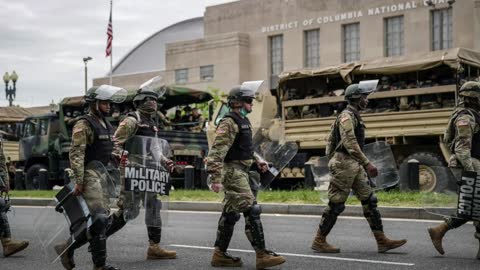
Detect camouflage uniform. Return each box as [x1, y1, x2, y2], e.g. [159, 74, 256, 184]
[428, 104, 480, 257]
[70, 115, 111, 212]
[0, 138, 29, 257]
[208, 105, 284, 268]
[207, 117, 256, 213]
[312, 84, 407, 254]
[59, 111, 119, 269]
[327, 105, 372, 203]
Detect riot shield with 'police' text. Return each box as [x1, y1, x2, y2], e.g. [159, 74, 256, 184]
[34, 162, 119, 265]
[122, 135, 171, 236]
[252, 131, 298, 189]
[311, 141, 399, 203]
[422, 168, 480, 221]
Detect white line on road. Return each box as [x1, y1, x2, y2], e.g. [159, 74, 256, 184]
[169, 244, 415, 266]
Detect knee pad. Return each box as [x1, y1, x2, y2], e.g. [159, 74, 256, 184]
[223, 211, 240, 225]
[329, 202, 345, 216]
[90, 213, 109, 235]
[0, 198, 6, 212]
[361, 193, 378, 209]
[249, 204, 262, 218]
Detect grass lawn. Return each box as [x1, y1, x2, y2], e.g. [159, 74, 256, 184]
[9, 189, 457, 207]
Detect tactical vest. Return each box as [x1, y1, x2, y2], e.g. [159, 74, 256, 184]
[128, 111, 157, 137]
[335, 107, 366, 153]
[223, 112, 253, 162]
[80, 115, 114, 165]
[445, 108, 480, 159]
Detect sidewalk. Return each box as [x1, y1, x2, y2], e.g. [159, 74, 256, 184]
[12, 198, 444, 220]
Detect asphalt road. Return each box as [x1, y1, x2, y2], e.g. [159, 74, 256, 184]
[2, 206, 479, 270]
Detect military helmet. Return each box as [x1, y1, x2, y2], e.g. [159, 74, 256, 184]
[459, 81, 480, 98]
[85, 85, 127, 103]
[227, 85, 255, 106]
[344, 80, 379, 100]
[133, 89, 159, 103]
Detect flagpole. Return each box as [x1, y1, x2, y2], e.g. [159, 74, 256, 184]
[109, 0, 113, 85]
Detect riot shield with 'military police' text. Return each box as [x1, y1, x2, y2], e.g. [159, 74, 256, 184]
[121, 135, 172, 236]
[252, 131, 298, 189]
[311, 141, 399, 203]
[422, 168, 480, 221]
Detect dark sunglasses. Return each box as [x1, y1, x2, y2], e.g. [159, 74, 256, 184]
[243, 97, 254, 104]
[144, 97, 157, 102]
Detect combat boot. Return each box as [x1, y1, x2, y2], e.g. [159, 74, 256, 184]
[373, 232, 407, 253]
[427, 222, 449, 255]
[256, 249, 285, 269]
[146, 240, 176, 260]
[211, 247, 243, 267]
[311, 229, 340, 253]
[54, 241, 75, 269]
[1, 237, 29, 257]
[93, 264, 120, 270]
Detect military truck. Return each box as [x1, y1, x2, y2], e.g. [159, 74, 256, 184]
[208, 47, 480, 192]
[17, 85, 212, 190]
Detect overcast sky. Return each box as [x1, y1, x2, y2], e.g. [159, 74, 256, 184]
[0, 0, 234, 107]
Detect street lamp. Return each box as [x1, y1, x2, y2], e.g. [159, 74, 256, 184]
[3, 71, 18, 107]
[83, 56, 93, 94]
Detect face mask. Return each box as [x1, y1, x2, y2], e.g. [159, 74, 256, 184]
[138, 100, 157, 114]
[240, 108, 250, 117]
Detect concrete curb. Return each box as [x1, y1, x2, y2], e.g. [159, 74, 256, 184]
[11, 198, 444, 220]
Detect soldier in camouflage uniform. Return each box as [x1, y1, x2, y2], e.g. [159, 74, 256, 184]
[108, 88, 177, 260]
[55, 85, 126, 270]
[311, 83, 407, 253]
[0, 138, 29, 257]
[428, 81, 480, 259]
[207, 84, 285, 269]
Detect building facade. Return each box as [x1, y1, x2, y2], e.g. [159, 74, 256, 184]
[94, 0, 480, 91]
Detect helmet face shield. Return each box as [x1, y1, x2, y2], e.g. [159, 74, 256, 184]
[86, 85, 127, 103]
[240, 80, 266, 97]
[139, 76, 166, 98]
[358, 79, 379, 95]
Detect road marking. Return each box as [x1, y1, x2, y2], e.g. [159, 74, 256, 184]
[169, 244, 415, 266]
[12, 206, 446, 223]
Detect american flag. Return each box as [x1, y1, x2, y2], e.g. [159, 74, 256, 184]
[105, 0, 113, 57]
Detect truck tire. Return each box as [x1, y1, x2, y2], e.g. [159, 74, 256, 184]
[399, 152, 448, 192]
[25, 164, 50, 190]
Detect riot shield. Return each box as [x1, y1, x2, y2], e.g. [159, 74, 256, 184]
[252, 131, 298, 189]
[422, 168, 480, 221]
[122, 135, 171, 232]
[310, 141, 400, 203]
[34, 163, 120, 264]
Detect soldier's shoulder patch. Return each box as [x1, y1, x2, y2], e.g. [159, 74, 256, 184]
[72, 126, 83, 134]
[456, 120, 470, 127]
[340, 116, 350, 123]
[216, 128, 226, 135]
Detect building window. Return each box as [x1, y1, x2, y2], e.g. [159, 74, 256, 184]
[343, 23, 360, 62]
[269, 35, 283, 88]
[200, 65, 214, 81]
[175, 68, 188, 84]
[432, 8, 452, 50]
[304, 29, 320, 68]
[385, 16, 404, 57]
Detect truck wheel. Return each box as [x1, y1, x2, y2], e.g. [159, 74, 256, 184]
[25, 164, 49, 190]
[399, 152, 447, 192]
